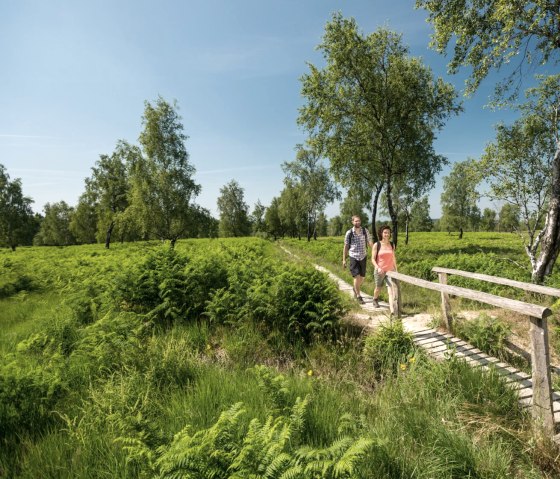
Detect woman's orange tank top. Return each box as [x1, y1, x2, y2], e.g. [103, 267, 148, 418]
[377, 244, 395, 271]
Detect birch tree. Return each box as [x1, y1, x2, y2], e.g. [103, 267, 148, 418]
[418, 0, 560, 281]
[282, 145, 339, 241]
[479, 76, 560, 281]
[129, 97, 201, 248]
[298, 14, 459, 245]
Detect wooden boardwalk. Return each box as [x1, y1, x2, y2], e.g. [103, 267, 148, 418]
[308, 260, 560, 439]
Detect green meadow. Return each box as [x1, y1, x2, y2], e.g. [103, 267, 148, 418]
[1, 235, 559, 478]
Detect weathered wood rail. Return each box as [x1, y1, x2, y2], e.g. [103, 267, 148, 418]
[386, 270, 556, 438]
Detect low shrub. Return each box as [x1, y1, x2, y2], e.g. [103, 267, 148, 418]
[362, 321, 416, 378]
[113, 247, 229, 323]
[69, 312, 150, 379]
[248, 265, 346, 344]
[454, 313, 511, 360]
[0, 357, 65, 439]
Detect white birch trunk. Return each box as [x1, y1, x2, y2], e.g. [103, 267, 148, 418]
[532, 142, 560, 283]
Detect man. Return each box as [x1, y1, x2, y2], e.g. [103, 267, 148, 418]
[342, 215, 374, 304]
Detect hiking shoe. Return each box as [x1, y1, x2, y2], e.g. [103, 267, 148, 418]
[357, 296, 365, 305]
[372, 299, 379, 308]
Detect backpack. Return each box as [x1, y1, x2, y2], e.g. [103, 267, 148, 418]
[375, 241, 395, 262]
[348, 228, 369, 247]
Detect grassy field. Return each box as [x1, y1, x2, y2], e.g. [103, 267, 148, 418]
[1, 236, 560, 478]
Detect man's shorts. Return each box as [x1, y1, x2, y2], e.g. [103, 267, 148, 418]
[349, 257, 367, 278]
[374, 268, 393, 288]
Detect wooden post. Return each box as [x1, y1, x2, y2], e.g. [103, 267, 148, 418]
[529, 316, 555, 436]
[391, 278, 401, 318]
[438, 272, 453, 331]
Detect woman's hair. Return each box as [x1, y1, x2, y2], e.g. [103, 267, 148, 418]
[378, 225, 391, 239]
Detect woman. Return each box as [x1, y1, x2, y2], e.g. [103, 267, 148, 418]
[371, 225, 397, 313]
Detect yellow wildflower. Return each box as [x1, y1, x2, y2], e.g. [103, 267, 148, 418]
[400, 364, 407, 371]
[307, 369, 313, 376]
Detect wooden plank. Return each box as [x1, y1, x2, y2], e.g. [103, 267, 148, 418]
[425, 344, 451, 354]
[432, 267, 560, 298]
[386, 271, 551, 319]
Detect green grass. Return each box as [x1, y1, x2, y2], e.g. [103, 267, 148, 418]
[1, 237, 559, 478]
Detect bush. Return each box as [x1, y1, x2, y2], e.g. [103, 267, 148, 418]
[0, 358, 65, 439]
[69, 312, 150, 379]
[0, 273, 34, 299]
[248, 265, 346, 344]
[113, 247, 229, 323]
[454, 313, 511, 360]
[363, 321, 416, 377]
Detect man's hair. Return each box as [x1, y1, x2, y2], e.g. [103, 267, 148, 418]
[378, 225, 391, 238]
[351, 215, 361, 221]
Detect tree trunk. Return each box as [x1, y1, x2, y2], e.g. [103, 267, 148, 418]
[370, 183, 383, 242]
[385, 180, 399, 246]
[10, 244, 16, 251]
[458, 227, 463, 239]
[532, 144, 560, 283]
[405, 219, 409, 245]
[105, 221, 115, 249]
[170, 237, 177, 249]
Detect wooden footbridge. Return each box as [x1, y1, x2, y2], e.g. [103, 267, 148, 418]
[303, 255, 560, 443]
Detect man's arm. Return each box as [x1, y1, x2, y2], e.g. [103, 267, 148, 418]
[342, 243, 349, 268]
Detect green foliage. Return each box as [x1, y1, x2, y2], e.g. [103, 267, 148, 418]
[0, 266, 34, 299]
[454, 314, 512, 360]
[409, 196, 433, 232]
[282, 145, 339, 241]
[217, 179, 252, 237]
[128, 96, 201, 244]
[298, 14, 459, 243]
[440, 159, 480, 235]
[34, 201, 76, 246]
[114, 247, 228, 323]
[362, 321, 416, 377]
[69, 312, 149, 378]
[417, 0, 560, 99]
[0, 355, 65, 439]
[0, 164, 36, 250]
[248, 265, 346, 344]
[1, 237, 557, 478]
[150, 376, 372, 479]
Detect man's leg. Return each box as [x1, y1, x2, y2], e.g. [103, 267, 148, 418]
[354, 275, 365, 296]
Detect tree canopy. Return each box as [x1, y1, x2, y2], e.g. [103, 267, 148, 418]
[417, 0, 560, 99]
[0, 165, 35, 250]
[217, 180, 252, 237]
[128, 97, 201, 247]
[282, 145, 339, 240]
[299, 14, 460, 244]
[440, 160, 480, 238]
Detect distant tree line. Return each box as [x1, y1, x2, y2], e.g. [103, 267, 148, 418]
[2, 5, 560, 284]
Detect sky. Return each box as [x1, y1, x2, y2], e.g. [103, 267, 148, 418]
[0, 0, 539, 220]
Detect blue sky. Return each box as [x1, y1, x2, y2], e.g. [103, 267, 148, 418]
[0, 0, 534, 219]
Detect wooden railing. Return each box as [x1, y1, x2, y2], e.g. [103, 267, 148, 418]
[386, 269, 556, 437]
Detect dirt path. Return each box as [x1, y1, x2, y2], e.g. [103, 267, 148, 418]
[280, 244, 560, 440]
